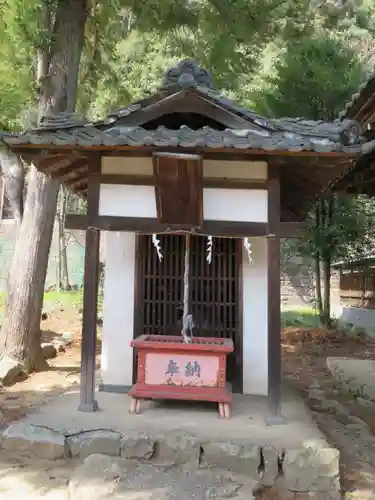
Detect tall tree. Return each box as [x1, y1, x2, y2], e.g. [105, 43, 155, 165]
[254, 33, 366, 120]
[253, 33, 367, 324]
[0, 0, 88, 372]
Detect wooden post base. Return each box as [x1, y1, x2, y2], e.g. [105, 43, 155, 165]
[218, 402, 231, 419]
[129, 397, 142, 414]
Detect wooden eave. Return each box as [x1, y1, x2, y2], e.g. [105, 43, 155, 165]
[341, 77, 375, 126]
[15, 143, 358, 221]
[332, 150, 375, 196]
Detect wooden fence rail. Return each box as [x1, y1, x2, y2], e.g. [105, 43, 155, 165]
[340, 271, 375, 309]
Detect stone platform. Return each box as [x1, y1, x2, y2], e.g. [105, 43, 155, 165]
[0, 385, 340, 497]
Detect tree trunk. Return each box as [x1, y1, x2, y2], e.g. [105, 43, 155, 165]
[322, 196, 334, 327]
[57, 189, 62, 292]
[0, 0, 87, 372]
[322, 256, 331, 327]
[57, 186, 71, 290]
[315, 253, 323, 318]
[314, 204, 323, 319]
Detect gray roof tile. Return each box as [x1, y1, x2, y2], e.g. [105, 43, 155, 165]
[0, 125, 362, 153]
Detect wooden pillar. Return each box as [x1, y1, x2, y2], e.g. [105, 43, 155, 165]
[265, 165, 285, 424]
[78, 154, 101, 412]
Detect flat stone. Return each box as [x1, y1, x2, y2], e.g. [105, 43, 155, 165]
[1, 423, 66, 459]
[59, 332, 73, 346]
[308, 389, 325, 401]
[348, 415, 368, 427]
[202, 440, 259, 478]
[41, 343, 57, 359]
[294, 493, 341, 499]
[284, 446, 340, 492]
[0, 355, 24, 385]
[327, 357, 375, 401]
[356, 397, 375, 413]
[67, 429, 122, 458]
[68, 453, 255, 500]
[310, 399, 350, 416]
[54, 342, 66, 353]
[309, 379, 321, 390]
[120, 432, 155, 460]
[153, 431, 200, 466]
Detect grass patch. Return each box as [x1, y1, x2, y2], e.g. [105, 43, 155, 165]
[281, 307, 321, 328]
[0, 289, 104, 316]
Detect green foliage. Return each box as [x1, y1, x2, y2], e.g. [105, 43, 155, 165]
[298, 196, 373, 263]
[0, 1, 37, 129]
[84, 0, 317, 115]
[254, 33, 366, 120]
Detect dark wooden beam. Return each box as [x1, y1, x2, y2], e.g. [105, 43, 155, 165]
[66, 214, 302, 238]
[37, 153, 71, 170]
[69, 176, 88, 190]
[100, 174, 154, 185]
[66, 214, 270, 238]
[266, 164, 284, 425]
[79, 152, 101, 413]
[56, 165, 87, 183]
[153, 152, 203, 228]
[99, 173, 268, 190]
[11, 143, 358, 159]
[102, 150, 270, 162]
[235, 239, 244, 394]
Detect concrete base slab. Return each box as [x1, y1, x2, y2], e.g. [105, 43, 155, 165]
[327, 357, 375, 401]
[0, 385, 340, 495]
[18, 386, 325, 448]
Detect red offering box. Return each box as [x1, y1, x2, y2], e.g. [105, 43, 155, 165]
[129, 335, 234, 418]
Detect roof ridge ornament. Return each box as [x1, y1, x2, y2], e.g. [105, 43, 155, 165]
[161, 59, 214, 90]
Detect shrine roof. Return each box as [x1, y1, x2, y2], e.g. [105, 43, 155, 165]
[0, 60, 364, 154]
[0, 121, 362, 154]
[0, 59, 369, 220]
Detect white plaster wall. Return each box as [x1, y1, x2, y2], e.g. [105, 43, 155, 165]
[99, 184, 157, 217]
[242, 238, 268, 395]
[101, 156, 267, 180]
[102, 156, 153, 175]
[203, 160, 267, 179]
[101, 231, 135, 387]
[204, 188, 267, 222]
[100, 184, 267, 223]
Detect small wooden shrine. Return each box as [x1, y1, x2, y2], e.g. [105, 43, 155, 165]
[0, 59, 365, 423]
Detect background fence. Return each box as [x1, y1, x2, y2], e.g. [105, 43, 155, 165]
[340, 269, 375, 309]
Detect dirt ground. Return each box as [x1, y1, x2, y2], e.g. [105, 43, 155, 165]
[282, 326, 375, 429]
[282, 326, 375, 495]
[0, 305, 99, 427]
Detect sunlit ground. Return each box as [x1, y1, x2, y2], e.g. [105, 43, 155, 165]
[281, 305, 320, 328]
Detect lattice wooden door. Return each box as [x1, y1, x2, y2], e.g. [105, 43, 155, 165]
[134, 235, 242, 391]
